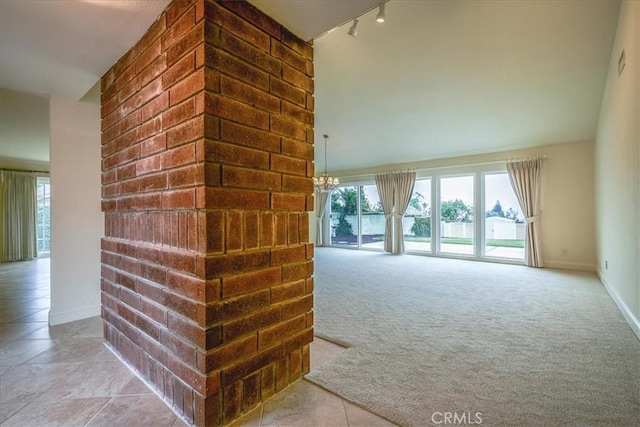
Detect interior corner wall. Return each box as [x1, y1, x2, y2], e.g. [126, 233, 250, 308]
[539, 141, 596, 271]
[49, 95, 103, 325]
[595, 0, 640, 338]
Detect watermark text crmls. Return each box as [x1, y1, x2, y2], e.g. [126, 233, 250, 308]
[431, 411, 483, 425]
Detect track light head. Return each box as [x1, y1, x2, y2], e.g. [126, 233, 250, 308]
[376, 3, 386, 23]
[348, 18, 359, 37]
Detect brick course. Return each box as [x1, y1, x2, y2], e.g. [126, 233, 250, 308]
[101, 1, 313, 425]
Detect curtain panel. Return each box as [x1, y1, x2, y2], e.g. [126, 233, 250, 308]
[375, 171, 417, 254]
[374, 173, 395, 253]
[506, 159, 544, 267]
[393, 171, 416, 254]
[315, 190, 330, 246]
[1, 170, 38, 262]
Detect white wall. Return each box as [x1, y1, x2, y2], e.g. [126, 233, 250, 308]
[0, 88, 50, 164]
[49, 96, 103, 325]
[594, 0, 640, 338]
[540, 141, 596, 271]
[319, 140, 597, 271]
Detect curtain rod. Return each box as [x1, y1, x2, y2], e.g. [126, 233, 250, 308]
[338, 155, 549, 181]
[506, 155, 547, 163]
[0, 167, 50, 174]
[374, 169, 416, 176]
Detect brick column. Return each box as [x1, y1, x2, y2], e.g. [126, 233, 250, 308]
[100, 1, 314, 425]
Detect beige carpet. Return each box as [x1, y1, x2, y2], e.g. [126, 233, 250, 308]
[306, 248, 640, 427]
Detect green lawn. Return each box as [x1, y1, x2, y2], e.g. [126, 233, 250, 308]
[368, 235, 524, 248]
[400, 236, 524, 248]
[486, 239, 525, 248]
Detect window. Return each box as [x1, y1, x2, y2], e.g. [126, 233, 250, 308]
[439, 175, 474, 256]
[360, 184, 385, 249]
[36, 177, 50, 255]
[483, 173, 524, 260]
[404, 178, 431, 252]
[329, 184, 385, 249]
[330, 185, 360, 246]
[330, 166, 525, 265]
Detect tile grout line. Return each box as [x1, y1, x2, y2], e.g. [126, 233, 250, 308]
[0, 358, 84, 425]
[258, 401, 264, 427]
[102, 341, 190, 426]
[341, 398, 351, 427]
[83, 397, 115, 427]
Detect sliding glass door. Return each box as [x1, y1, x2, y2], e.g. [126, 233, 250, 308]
[403, 178, 431, 252]
[330, 185, 359, 246]
[36, 177, 51, 255]
[329, 169, 525, 264]
[360, 184, 385, 249]
[439, 175, 474, 256]
[483, 173, 524, 260]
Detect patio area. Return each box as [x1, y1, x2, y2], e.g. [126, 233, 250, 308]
[350, 240, 525, 260]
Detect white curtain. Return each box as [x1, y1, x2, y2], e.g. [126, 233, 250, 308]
[507, 159, 544, 267]
[374, 173, 395, 253]
[393, 171, 416, 254]
[315, 190, 331, 246]
[375, 171, 416, 254]
[1, 170, 38, 261]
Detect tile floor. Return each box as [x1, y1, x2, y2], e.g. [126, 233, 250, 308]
[0, 258, 395, 427]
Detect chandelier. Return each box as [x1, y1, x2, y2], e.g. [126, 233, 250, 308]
[313, 134, 339, 193]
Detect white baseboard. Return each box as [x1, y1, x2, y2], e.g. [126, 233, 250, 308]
[598, 271, 640, 341]
[543, 260, 596, 272]
[48, 304, 101, 326]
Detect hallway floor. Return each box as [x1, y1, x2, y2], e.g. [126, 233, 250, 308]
[0, 258, 394, 427]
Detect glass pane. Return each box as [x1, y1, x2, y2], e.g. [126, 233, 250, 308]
[404, 178, 431, 252]
[439, 175, 474, 255]
[484, 173, 525, 259]
[36, 179, 51, 254]
[330, 185, 359, 246]
[360, 184, 385, 249]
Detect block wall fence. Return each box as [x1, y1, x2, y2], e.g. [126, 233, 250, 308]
[99, 1, 314, 425]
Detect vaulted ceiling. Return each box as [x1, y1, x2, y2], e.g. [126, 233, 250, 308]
[314, 1, 620, 172]
[0, 0, 620, 173]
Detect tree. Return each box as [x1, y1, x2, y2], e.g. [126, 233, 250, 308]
[411, 217, 431, 237]
[441, 199, 473, 223]
[409, 192, 430, 216]
[360, 189, 373, 213]
[334, 214, 354, 236]
[505, 207, 520, 221]
[331, 189, 349, 213]
[331, 188, 374, 214]
[485, 200, 520, 220]
[486, 200, 504, 218]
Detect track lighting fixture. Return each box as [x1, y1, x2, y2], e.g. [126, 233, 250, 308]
[376, 3, 386, 23]
[348, 18, 359, 37]
[336, 1, 387, 38]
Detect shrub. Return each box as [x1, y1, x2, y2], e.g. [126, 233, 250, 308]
[411, 217, 431, 237]
[335, 213, 354, 236]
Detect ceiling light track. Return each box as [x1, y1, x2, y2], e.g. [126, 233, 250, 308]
[316, 1, 389, 40]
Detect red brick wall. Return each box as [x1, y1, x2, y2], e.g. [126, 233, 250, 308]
[100, 1, 314, 425]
